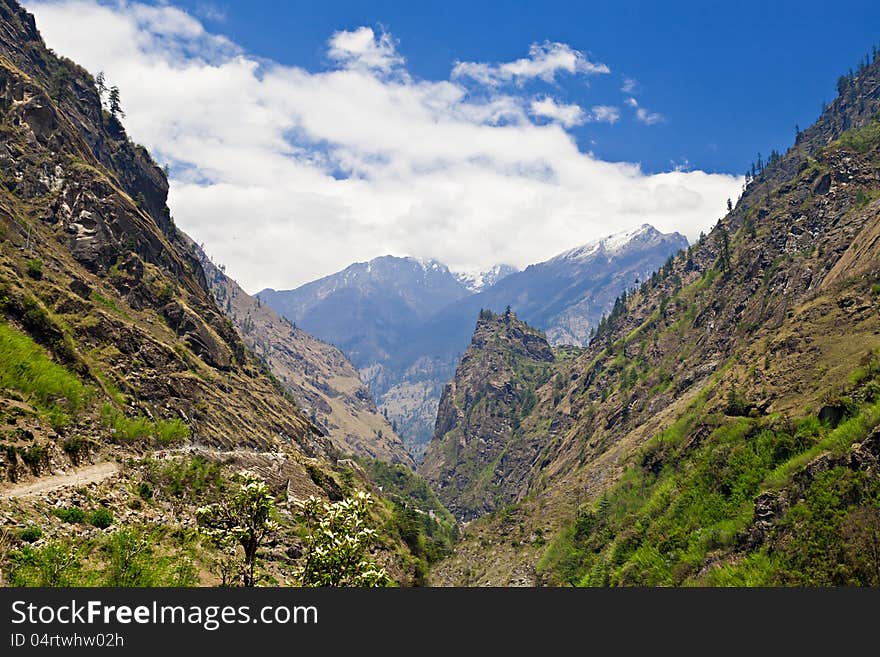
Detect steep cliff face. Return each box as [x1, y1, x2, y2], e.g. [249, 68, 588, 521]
[0, 0, 329, 465]
[431, 56, 880, 585]
[195, 247, 413, 467]
[419, 310, 556, 520]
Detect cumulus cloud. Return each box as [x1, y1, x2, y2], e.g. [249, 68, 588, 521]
[26, 1, 739, 292]
[621, 77, 637, 94]
[327, 26, 404, 73]
[452, 41, 609, 87]
[530, 97, 586, 127]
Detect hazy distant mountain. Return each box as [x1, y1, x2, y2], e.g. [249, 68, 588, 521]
[470, 224, 690, 346]
[260, 226, 688, 458]
[258, 256, 470, 370]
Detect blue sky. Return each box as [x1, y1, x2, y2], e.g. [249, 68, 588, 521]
[26, 1, 880, 291]
[173, 0, 880, 175]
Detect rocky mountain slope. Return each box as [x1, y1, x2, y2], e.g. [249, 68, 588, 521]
[419, 310, 557, 520]
[0, 0, 325, 455]
[430, 53, 880, 586]
[195, 248, 413, 466]
[262, 228, 686, 459]
[0, 0, 438, 587]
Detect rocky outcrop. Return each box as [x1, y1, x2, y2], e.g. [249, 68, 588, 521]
[419, 310, 555, 520]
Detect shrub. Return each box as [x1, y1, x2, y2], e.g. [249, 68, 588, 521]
[18, 525, 42, 543]
[101, 405, 189, 445]
[53, 506, 86, 524]
[89, 507, 114, 529]
[292, 491, 389, 587]
[137, 481, 154, 501]
[197, 474, 278, 587]
[62, 435, 89, 465]
[6, 541, 81, 586]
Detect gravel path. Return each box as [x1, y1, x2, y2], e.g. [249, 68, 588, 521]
[0, 462, 119, 499]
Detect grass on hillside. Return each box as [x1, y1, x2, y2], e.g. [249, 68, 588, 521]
[537, 352, 880, 587]
[0, 320, 90, 429]
[100, 404, 189, 445]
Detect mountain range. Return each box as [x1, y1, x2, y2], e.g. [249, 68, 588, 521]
[3, 0, 879, 590]
[259, 225, 688, 457]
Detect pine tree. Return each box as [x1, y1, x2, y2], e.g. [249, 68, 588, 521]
[108, 85, 125, 119]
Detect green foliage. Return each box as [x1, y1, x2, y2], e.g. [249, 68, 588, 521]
[18, 525, 42, 543]
[3, 529, 198, 587]
[6, 541, 82, 586]
[100, 528, 196, 587]
[158, 283, 174, 304]
[100, 404, 189, 445]
[53, 506, 87, 524]
[724, 388, 752, 417]
[89, 507, 114, 529]
[0, 321, 89, 428]
[90, 291, 121, 313]
[838, 115, 880, 153]
[62, 435, 89, 465]
[142, 455, 224, 502]
[197, 473, 278, 587]
[357, 458, 458, 580]
[538, 361, 880, 587]
[25, 259, 43, 280]
[294, 491, 389, 587]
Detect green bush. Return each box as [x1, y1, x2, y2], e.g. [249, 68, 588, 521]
[142, 455, 223, 501]
[53, 506, 86, 524]
[137, 481, 154, 501]
[6, 541, 81, 586]
[838, 116, 880, 153]
[88, 507, 114, 529]
[62, 435, 89, 465]
[18, 525, 43, 543]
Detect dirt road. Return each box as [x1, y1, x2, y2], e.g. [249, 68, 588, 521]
[0, 462, 119, 499]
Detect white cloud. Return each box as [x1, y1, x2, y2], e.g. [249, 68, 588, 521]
[327, 26, 403, 73]
[625, 97, 663, 125]
[530, 97, 586, 127]
[452, 41, 609, 87]
[195, 2, 226, 22]
[26, 1, 740, 292]
[636, 107, 664, 125]
[621, 77, 637, 94]
[590, 105, 620, 124]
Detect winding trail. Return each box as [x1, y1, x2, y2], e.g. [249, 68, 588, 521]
[0, 462, 119, 499]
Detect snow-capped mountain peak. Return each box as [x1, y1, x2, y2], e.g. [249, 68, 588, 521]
[453, 264, 519, 293]
[554, 224, 675, 262]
